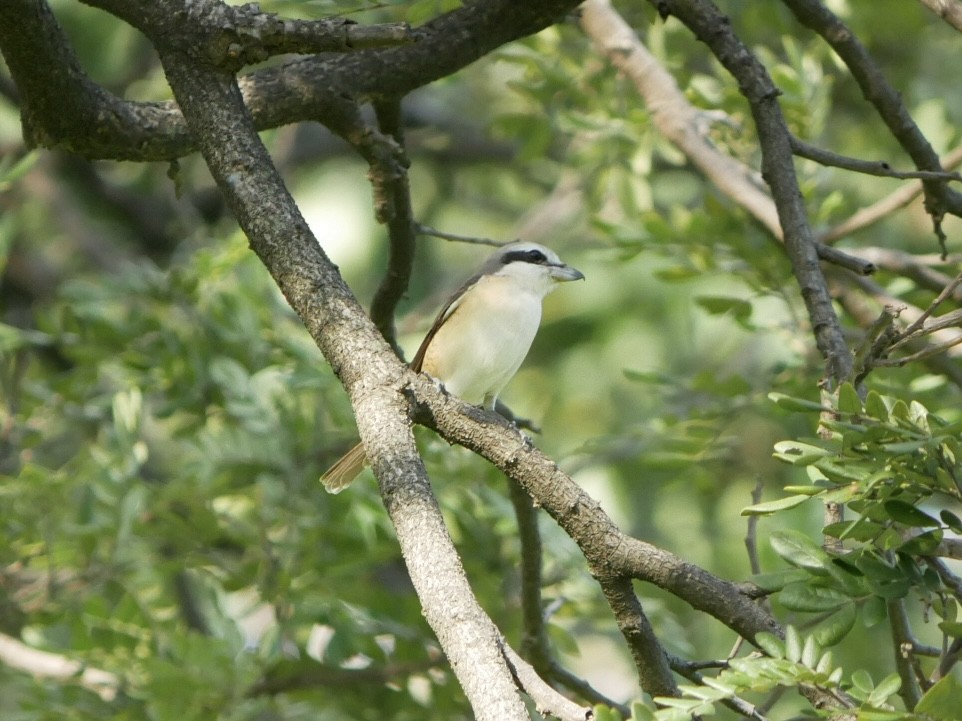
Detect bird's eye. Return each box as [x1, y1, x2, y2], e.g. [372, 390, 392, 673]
[526, 249, 547, 264]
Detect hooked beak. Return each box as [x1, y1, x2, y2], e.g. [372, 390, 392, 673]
[549, 263, 585, 282]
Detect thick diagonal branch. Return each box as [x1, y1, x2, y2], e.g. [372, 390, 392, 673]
[782, 0, 962, 244]
[0, 0, 582, 160]
[579, 0, 875, 279]
[653, 0, 852, 383]
[138, 6, 534, 719]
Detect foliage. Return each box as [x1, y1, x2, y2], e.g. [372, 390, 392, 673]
[3, 0, 962, 719]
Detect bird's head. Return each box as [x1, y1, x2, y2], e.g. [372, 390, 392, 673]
[487, 241, 584, 295]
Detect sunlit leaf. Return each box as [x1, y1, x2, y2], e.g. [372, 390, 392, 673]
[770, 530, 831, 574]
[915, 675, 962, 721]
[741, 494, 810, 516]
[812, 603, 857, 646]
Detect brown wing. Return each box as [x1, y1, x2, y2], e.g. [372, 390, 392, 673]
[409, 272, 483, 372]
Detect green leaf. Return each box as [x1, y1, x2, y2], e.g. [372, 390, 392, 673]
[629, 700, 655, 721]
[783, 484, 831, 496]
[915, 675, 962, 720]
[855, 552, 905, 582]
[867, 673, 902, 707]
[812, 603, 857, 646]
[741, 494, 810, 516]
[897, 528, 943, 555]
[823, 518, 884, 541]
[801, 634, 819, 668]
[861, 596, 888, 628]
[938, 621, 962, 638]
[785, 625, 802, 662]
[857, 711, 911, 721]
[593, 703, 622, 721]
[779, 583, 850, 612]
[754, 632, 785, 659]
[940, 510, 962, 533]
[769, 393, 827, 412]
[864, 390, 889, 420]
[883, 500, 939, 527]
[773, 440, 833, 465]
[695, 295, 752, 320]
[837, 382, 862, 415]
[770, 530, 831, 574]
[851, 669, 874, 693]
[750, 568, 810, 592]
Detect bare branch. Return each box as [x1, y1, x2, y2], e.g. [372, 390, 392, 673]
[0, 632, 119, 701]
[506, 479, 636, 714]
[502, 642, 594, 721]
[886, 599, 924, 707]
[1, 0, 582, 160]
[597, 575, 679, 698]
[820, 145, 962, 244]
[782, 0, 962, 250]
[580, 0, 779, 238]
[654, 0, 852, 385]
[507, 478, 549, 665]
[369, 99, 417, 353]
[814, 244, 876, 275]
[413, 389, 782, 642]
[935, 538, 962, 560]
[791, 135, 962, 182]
[416, 224, 508, 248]
[580, 0, 874, 279]
[135, 2, 545, 716]
[82, 0, 413, 64]
[917, 0, 962, 32]
[745, 480, 764, 575]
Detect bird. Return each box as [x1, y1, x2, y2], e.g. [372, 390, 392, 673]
[321, 241, 585, 493]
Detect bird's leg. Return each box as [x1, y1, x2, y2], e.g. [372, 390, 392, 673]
[492, 399, 541, 434]
[486, 395, 533, 448]
[424, 372, 450, 398]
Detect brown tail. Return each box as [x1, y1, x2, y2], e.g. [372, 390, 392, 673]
[320, 442, 367, 494]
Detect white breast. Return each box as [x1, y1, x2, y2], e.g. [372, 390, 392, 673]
[421, 275, 544, 408]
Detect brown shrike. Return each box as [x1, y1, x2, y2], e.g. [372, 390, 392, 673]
[321, 241, 584, 493]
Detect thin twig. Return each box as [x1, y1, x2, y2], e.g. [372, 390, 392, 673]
[791, 136, 962, 182]
[897, 269, 962, 340]
[507, 477, 626, 713]
[783, 0, 962, 253]
[507, 477, 549, 665]
[886, 599, 924, 708]
[874, 334, 962, 367]
[369, 98, 417, 353]
[415, 223, 508, 247]
[670, 655, 773, 721]
[834, 272, 962, 388]
[852, 304, 903, 383]
[745, 480, 763, 576]
[819, 143, 962, 243]
[501, 642, 593, 721]
[597, 575, 679, 698]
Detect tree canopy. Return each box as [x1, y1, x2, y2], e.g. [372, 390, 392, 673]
[2, 1, 962, 719]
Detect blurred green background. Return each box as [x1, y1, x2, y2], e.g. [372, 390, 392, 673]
[2, 0, 962, 718]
